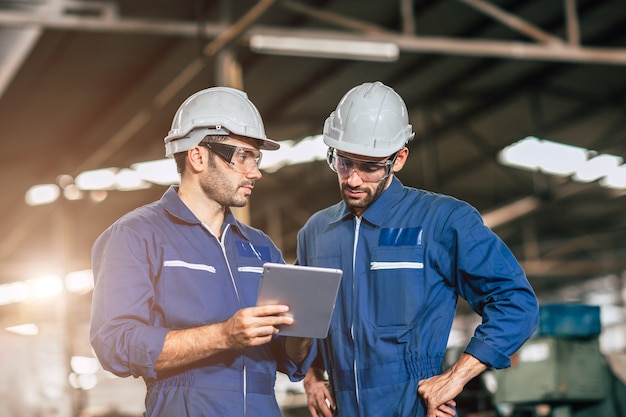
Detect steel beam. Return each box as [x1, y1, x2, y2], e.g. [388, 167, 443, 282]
[1, 3, 626, 66]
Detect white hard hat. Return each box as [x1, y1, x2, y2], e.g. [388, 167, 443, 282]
[323, 81, 414, 158]
[164, 87, 279, 158]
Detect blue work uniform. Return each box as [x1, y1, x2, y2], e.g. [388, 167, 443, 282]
[297, 177, 538, 417]
[90, 186, 315, 417]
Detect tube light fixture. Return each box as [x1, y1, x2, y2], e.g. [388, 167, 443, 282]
[25, 184, 60, 206]
[6, 323, 39, 336]
[250, 34, 399, 62]
[498, 136, 626, 190]
[574, 154, 623, 183]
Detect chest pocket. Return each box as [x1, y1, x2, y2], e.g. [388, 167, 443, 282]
[370, 246, 425, 327]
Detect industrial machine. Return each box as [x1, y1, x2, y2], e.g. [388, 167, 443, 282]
[488, 304, 626, 417]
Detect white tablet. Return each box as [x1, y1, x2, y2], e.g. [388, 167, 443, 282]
[256, 262, 343, 338]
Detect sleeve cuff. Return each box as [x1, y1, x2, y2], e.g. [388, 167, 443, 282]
[465, 336, 511, 369]
[277, 338, 318, 382]
[128, 326, 170, 379]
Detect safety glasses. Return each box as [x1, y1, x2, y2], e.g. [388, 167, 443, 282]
[200, 141, 263, 174]
[327, 148, 397, 182]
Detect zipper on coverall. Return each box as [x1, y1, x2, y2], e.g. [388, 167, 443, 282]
[210, 224, 248, 417]
[352, 217, 362, 412]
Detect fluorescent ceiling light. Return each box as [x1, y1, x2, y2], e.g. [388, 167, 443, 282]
[25, 184, 60, 206]
[65, 269, 94, 294]
[131, 159, 179, 186]
[6, 323, 39, 336]
[250, 34, 399, 62]
[498, 136, 626, 190]
[0, 275, 62, 305]
[537, 140, 587, 176]
[115, 168, 151, 191]
[260, 134, 327, 172]
[498, 136, 587, 177]
[27, 275, 64, 299]
[573, 154, 622, 183]
[69, 373, 98, 390]
[70, 356, 100, 375]
[600, 164, 626, 189]
[0, 281, 29, 305]
[75, 168, 118, 190]
[497, 136, 542, 171]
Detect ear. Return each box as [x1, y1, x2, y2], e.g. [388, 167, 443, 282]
[392, 147, 409, 173]
[186, 146, 206, 173]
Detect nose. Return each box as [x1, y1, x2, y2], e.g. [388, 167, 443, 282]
[247, 165, 262, 180]
[346, 169, 363, 186]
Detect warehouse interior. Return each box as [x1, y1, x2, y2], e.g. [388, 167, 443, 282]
[0, 0, 625, 416]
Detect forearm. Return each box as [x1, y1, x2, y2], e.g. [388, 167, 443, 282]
[155, 322, 230, 372]
[447, 352, 488, 383]
[304, 365, 326, 384]
[154, 304, 293, 372]
[285, 336, 314, 365]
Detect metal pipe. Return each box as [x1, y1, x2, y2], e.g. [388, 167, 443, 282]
[279, 0, 387, 34]
[203, 0, 277, 56]
[400, 0, 415, 35]
[457, 0, 564, 45]
[565, 0, 580, 46]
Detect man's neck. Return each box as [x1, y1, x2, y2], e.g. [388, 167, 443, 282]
[177, 185, 226, 237]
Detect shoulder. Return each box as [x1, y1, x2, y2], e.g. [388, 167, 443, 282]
[113, 200, 165, 229]
[96, 200, 166, 245]
[401, 185, 475, 215]
[303, 201, 345, 228]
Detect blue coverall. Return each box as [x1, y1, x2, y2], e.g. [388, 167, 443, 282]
[90, 186, 315, 417]
[297, 177, 538, 416]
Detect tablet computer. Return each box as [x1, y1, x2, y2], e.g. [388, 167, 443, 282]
[256, 263, 342, 338]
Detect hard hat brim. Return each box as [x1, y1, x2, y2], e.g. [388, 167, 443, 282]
[258, 137, 280, 151]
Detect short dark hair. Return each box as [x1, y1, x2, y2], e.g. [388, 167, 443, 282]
[173, 135, 228, 175]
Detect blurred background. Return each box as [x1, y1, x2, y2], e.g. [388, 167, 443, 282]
[0, 0, 625, 416]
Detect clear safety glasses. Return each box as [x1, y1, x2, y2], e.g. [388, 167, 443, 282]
[201, 141, 263, 174]
[327, 148, 397, 182]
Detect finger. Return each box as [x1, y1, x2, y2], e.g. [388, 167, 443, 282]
[307, 400, 321, 417]
[309, 392, 331, 416]
[250, 304, 290, 316]
[253, 323, 281, 336]
[318, 401, 333, 417]
[253, 315, 294, 328]
[324, 388, 336, 410]
[272, 314, 295, 326]
[438, 404, 456, 416]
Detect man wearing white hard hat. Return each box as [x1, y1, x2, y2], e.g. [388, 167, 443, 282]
[90, 87, 315, 417]
[297, 81, 538, 417]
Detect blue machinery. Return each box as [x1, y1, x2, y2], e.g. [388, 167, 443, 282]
[486, 304, 626, 417]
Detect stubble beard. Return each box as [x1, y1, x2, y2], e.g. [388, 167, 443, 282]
[202, 167, 254, 208]
[341, 179, 386, 211]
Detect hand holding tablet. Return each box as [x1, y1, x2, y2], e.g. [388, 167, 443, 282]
[256, 263, 343, 338]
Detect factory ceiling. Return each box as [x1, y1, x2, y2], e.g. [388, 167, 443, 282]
[0, 0, 625, 301]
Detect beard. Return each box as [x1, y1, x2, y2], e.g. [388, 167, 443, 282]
[340, 179, 386, 212]
[201, 162, 254, 208]
[206, 179, 253, 208]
